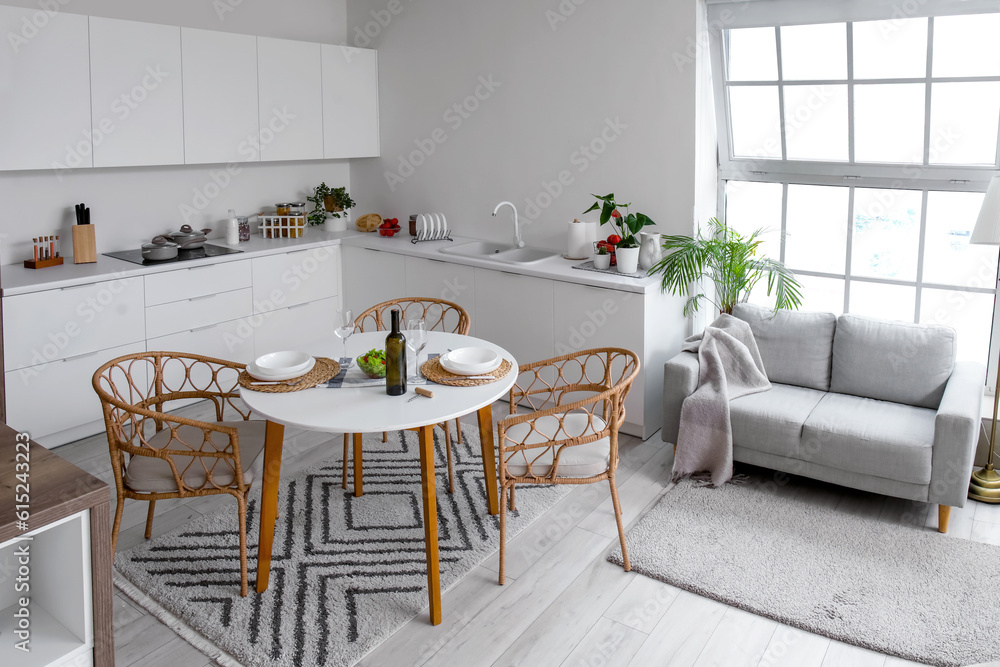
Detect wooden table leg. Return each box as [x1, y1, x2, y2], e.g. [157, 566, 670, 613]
[477, 405, 500, 516]
[417, 424, 442, 625]
[256, 420, 285, 593]
[353, 432, 364, 497]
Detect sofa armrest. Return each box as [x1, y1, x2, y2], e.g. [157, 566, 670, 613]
[662, 351, 700, 444]
[930, 361, 986, 507]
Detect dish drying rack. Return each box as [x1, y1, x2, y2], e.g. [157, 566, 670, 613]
[411, 228, 454, 244]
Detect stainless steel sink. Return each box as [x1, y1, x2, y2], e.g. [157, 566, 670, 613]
[439, 241, 558, 265]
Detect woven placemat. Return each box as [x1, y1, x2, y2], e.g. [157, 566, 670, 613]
[238, 357, 340, 392]
[421, 357, 513, 386]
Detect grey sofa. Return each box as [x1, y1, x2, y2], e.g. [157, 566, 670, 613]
[662, 303, 985, 533]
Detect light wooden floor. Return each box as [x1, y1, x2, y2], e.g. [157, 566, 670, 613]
[58, 400, 1000, 667]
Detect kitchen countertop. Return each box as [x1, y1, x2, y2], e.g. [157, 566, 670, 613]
[1, 229, 664, 297]
[0, 230, 357, 296]
[340, 234, 663, 295]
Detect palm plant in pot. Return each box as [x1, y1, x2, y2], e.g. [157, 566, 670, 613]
[583, 193, 655, 274]
[650, 217, 803, 315]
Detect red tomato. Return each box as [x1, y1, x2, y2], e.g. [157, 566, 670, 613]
[606, 234, 622, 245]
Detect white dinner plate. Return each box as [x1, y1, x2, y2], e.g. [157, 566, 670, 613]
[440, 347, 502, 375]
[248, 355, 315, 381]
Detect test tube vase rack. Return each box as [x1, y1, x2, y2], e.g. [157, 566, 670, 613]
[24, 256, 64, 269]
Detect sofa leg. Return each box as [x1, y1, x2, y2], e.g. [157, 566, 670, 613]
[938, 505, 951, 534]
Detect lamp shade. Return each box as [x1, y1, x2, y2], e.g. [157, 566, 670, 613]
[971, 175, 1000, 245]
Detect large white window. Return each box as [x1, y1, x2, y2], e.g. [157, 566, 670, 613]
[708, 0, 1000, 371]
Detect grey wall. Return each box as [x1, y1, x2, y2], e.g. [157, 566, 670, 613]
[346, 0, 700, 251]
[0, 0, 349, 265]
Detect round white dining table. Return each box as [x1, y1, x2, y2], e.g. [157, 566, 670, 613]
[240, 331, 518, 626]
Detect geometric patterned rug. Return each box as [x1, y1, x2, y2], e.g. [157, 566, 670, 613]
[114, 424, 571, 667]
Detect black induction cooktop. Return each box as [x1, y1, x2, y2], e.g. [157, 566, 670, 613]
[104, 244, 244, 266]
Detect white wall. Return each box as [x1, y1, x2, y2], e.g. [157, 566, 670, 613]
[0, 0, 349, 265]
[346, 0, 700, 252]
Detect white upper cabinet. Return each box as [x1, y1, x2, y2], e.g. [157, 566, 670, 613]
[257, 37, 324, 162]
[322, 45, 379, 159]
[89, 17, 184, 167]
[0, 7, 92, 171]
[181, 28, 259, 165]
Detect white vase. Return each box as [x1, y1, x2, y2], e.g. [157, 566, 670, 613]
[638, 232, 662, 270]
[616, 246, 640, 274]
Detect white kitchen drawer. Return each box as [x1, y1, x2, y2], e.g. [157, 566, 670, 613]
[4, 341, 147, 441]
[252, 246, 340, 313]
[145, 288, 253, 339]
[255, 297, 338, 356]
[2, 278, 145, 372]
[144, 259, 252, 307]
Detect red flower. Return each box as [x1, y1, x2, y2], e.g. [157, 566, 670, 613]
[611, 209, 621, 219]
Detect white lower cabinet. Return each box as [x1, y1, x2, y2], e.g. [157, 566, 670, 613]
[147, 319, 256, 401]
[146, 288, 253, 339]
[342, 247, 406, 315]
[473, 268, 554, 368]
[553, 282, 646, 428]
[254, 297, 339, 356]
[253, 246, 341, 312]
[4, 341, 147, 445]
[404, 257, 477, 335]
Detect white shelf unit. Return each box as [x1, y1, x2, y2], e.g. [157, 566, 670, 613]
[0, 511, 94, 667]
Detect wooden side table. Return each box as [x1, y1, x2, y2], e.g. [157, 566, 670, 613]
[0, 423, 113, 666]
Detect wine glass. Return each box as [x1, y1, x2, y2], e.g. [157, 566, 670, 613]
[334, 309, 354, 364]
[406, 318, 428, 381]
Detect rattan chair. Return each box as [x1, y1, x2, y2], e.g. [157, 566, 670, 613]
[496, 347, 640, 585]
[343, 297, 471, 496]
[93, 352, 266, 597]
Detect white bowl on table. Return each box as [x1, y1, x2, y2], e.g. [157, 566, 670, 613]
[440, 347, 502, 376]
[248, 351, 315, 381]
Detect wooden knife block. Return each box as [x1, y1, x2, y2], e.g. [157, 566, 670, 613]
[72, 225, 96, 264]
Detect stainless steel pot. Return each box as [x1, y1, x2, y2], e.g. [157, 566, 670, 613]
[166, 225, 212, 249]
[141, 236, 179, 261]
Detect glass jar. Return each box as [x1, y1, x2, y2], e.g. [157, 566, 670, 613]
[237, 216, 251, 242]
[290, 202, 306, 217]
[276, 203, 291, 216]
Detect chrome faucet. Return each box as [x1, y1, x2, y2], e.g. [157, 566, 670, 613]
[492, 201, 524, 248]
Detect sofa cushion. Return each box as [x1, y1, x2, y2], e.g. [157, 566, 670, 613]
[801, 393, 935, 485]
[830, 314, 955, 409]
[731, 303, 837, 391]
[730, 383, 826, 458]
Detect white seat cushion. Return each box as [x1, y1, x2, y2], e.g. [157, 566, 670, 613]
[124, 420, 268, 493]
[503, 413, 610, 478]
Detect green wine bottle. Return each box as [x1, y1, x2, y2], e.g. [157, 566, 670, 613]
[385, 308, 407, 396]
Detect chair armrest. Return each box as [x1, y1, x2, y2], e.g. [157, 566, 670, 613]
[930, 361, 986, 507]
[661, 351, 700, 445]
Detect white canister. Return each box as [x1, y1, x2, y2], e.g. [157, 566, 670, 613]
[226, 213, 240, 245]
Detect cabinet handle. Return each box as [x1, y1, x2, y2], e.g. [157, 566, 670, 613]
[190, 323, 219, 333]
[288, 302, 311, 310]
[287, 248, 314, 255]
[60, 283, 93, 291]
[187, 264, 217, 271]
[189, 294, 217, 302]
[62, 350, 100, 363]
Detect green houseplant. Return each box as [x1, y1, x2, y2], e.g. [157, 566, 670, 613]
[583, 193, 655, 248]
[307, 183, 357, 227]
[650, 217, 803, 316]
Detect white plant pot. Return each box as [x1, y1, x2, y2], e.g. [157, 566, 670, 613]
[324, 214, 348, 233]
[593, 253, 611, 270]
[616, 246, 640, 274]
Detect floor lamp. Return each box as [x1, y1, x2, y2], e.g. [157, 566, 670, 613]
[970, 174, 1000, 502]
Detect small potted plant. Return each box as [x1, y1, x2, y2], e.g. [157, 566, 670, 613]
[583, 193, 655, 274]
[593, 242, 612, 270]
[308, 183, 357, 232]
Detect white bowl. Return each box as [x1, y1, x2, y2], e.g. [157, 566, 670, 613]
[440, 347, 501, 376]
[252, 351, 313, 377]
[248, 357, 315, 381]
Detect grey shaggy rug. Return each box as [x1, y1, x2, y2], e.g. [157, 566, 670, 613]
[115, 426, 570, 667]
[609, 479, 1000, 667]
